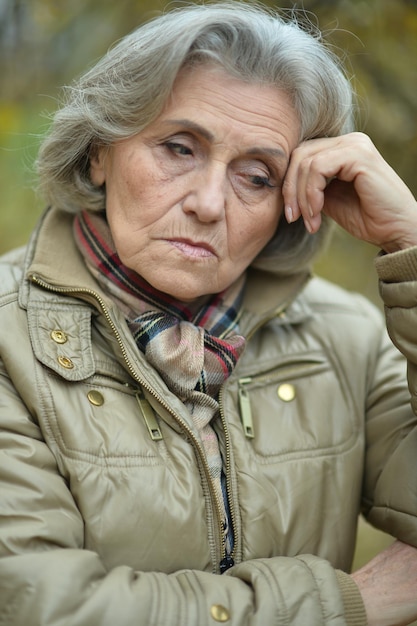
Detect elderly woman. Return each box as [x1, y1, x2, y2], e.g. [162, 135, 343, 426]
[1, 3, 417, 625]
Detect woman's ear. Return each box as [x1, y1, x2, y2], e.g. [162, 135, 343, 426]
[89, 146, 107, 186]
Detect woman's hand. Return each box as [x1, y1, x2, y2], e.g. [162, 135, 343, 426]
[283, 132, 417, 253]
[351, 540, 417, 626]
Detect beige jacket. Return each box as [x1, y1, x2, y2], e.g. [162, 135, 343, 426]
[1, 208, 417, 625]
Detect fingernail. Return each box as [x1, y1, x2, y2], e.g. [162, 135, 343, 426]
[304, 219, 313, 233]
[285, 205, 293, 223]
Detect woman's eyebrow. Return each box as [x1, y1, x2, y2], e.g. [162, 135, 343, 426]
[161, 119, 214, 141]
[246, 147, 288, 163]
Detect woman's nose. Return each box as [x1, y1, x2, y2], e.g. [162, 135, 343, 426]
[182, 166, 226, 222]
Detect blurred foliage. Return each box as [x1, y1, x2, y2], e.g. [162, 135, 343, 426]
[0, 0, 416, 577]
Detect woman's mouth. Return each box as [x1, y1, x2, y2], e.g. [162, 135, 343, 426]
[168, 239, 216, 258]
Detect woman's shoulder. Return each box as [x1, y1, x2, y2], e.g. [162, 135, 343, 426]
[304, 274, 383, 321]
[297, 274, 387, 352]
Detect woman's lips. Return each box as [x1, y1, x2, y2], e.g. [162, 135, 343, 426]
[168, 239, 216, 258]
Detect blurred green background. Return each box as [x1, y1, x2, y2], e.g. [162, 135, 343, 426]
[1, 0, 417, 576]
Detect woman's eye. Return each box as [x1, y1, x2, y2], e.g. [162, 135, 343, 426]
[249, 174, 275, 189]
[165, 141, 193, 156]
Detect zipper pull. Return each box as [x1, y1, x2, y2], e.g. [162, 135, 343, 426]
[219, 555, 235, 574]
[238, 378, 254, 439]
[135, 390, 163, 441]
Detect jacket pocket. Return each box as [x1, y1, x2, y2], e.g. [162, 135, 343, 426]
[40, 372, 169, 466]
[236, 352, 357, 460]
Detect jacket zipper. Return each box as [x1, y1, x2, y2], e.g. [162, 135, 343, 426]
[238, 378, 255, 439]
[216, 299, 306, 569]
[30, 274, 229, 573]
[218, 387, 238, 571]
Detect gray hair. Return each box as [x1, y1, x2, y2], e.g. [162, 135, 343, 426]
[36, 2, 356, 275]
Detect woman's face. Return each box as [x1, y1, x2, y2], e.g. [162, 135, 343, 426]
[90, 65, 300, 301]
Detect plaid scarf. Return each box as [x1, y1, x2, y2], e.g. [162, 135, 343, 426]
[74, 210, 246, 549]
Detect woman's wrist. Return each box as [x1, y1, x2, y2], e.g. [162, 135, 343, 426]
[351, 541, 417, 626]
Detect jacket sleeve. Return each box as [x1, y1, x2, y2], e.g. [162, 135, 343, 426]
[0, 357, 365, 626]
[375, 246, 417, 411]
[363, 246, 417, 544]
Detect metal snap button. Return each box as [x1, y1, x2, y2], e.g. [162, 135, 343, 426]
[57, 356, 74, 369]
[50, 330, 68, 344]
[277, 383, 296, 402]
[210, 604, 230, 622]
[87, 390, 104, 406]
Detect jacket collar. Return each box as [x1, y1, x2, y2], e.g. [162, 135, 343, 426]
[241, 267, 312, 337]
[21, 208, 103, 305]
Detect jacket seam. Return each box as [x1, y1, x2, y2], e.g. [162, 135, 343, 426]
[0, 292, 19, 307]
[296, 558, 331, 624]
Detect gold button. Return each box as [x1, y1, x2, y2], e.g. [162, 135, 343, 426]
[210, 604, 230, 622]
[87, 390, 104, 406]
[57, 356, 74, 369]
[277, 383, 296, 402]
[50, 330, 68, 344]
